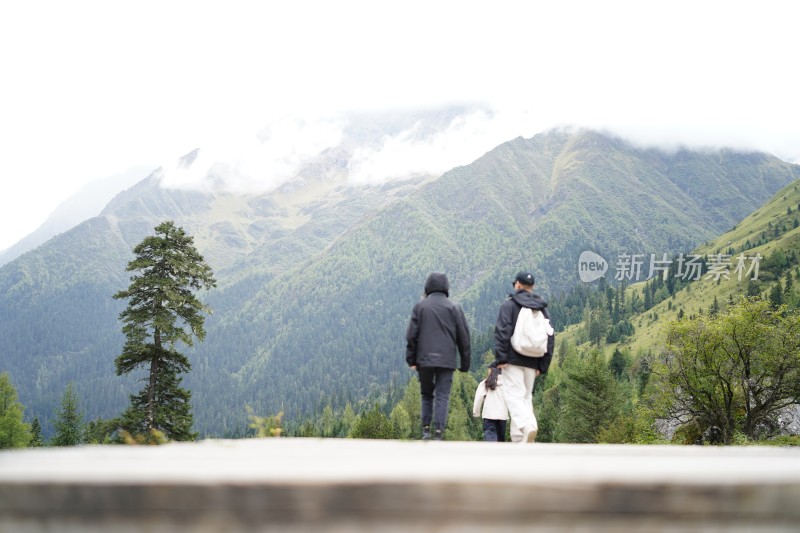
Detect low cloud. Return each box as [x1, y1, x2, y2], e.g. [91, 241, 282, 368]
[157, 106, 539, 193]
[346, 107, 537, 185]
[157, 103, 800, 198]
[159, 116, 345, 193]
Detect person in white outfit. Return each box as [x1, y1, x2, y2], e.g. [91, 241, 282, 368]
[493, 271, 555, 443]
[472, 362, 509, 441]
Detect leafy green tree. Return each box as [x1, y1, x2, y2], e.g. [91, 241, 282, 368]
[555, 350, 623, 443]
[52, 383, 84, 446]
[114, 220, 216, 442]
[652, 298, 800, 444]
[0, 372, 31, 448]
[597, 399, 660, 444]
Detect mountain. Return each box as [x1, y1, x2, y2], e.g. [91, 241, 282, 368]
[0, 167, 153, 267]
[578, 176, 800, 358]
[2, 126, 799, 438]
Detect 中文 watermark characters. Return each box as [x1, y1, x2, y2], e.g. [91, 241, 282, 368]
[578, 251, 762, 283]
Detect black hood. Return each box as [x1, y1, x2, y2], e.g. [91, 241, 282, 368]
[510, 290, 547, 310]
[424, 272, 450, 297]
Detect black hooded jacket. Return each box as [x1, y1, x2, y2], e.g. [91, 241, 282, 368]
[405, 273, 471, 371]
[494, 290, 554, 373]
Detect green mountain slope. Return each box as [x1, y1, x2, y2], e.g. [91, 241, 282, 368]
[2, 128, 799, 437]
[560, 178, 800, 360]
[186, 130, 800, 433]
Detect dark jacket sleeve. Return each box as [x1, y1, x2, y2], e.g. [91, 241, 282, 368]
[493, 300, 514, 365]
[405, 304, 420, 366]
[540, 307, 555, 374]
[455, 305, 471, 372]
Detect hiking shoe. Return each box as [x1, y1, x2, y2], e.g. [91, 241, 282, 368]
[422, 426, 431, 441]
[434, 429, 444, 441]
[523, 426, 538, 443]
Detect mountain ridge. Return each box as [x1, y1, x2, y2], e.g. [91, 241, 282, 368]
[0, 167, 152, 267]
[2, 127, 799, 437]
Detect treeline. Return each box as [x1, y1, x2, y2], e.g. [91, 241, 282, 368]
[0, 374, 104, 448]
[271, 344, 655, 444]
[8, 254, 796, 448]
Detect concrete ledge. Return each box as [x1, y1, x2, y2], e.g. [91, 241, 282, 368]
[2, 439, 800, 532]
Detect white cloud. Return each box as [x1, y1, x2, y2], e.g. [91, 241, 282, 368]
[346, 108, 538, 184]
[159, 116, 344, 193]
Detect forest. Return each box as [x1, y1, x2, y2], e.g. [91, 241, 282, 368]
[5, 242, 799, 448]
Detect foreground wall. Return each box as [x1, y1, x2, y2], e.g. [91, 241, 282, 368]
[2, 439, 800, 532]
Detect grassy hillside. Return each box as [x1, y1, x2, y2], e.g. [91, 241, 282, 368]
[559, 179, 800, 361]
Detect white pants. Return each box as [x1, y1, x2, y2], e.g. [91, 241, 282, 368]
[500, 364, 538, 443]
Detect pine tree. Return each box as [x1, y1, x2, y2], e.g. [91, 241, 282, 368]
[29, 417, 44, 447]
[555, 350, 623, 443]
[398, 377, 421, 435]
[769, 282, 784, 309]
[113, 220, 216, 442]
[319, 405, 336, 437]
[608, 348, 631, 380]
[710, 296, 720, 317]
[350, 404, 393, 439]
[341, 403, 357, 436]
[0, 372, 32, 448]
[52, 383, 84, 446]
[390, 404, 412, 440]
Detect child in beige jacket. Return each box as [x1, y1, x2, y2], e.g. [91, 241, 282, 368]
[472, 362, 509, 441]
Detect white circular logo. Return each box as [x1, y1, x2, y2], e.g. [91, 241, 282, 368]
[578, 251, 608, 282]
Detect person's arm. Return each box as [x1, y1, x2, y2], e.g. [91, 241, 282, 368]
[539, 307, 555, 374]
[472, 382, 486, 417]
[405, 305, 420, 368]
[494, 301, 513, 367]
[456, 306, 471, 372]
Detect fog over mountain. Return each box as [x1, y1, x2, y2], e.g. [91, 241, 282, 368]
[156, 104, 534, 195]
[0, 166, 152, 266]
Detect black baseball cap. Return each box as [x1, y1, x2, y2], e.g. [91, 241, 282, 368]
[514, 271, 535, 286]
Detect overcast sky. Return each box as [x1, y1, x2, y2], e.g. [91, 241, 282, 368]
[1, 0, 798, 251]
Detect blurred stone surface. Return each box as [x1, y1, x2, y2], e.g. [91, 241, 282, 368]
[2, 438, 800, 532]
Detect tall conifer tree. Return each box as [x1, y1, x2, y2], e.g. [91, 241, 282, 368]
[114, 221, 216, 441]
[52, 383, 84, 446]
[555, 350, 623, 443]
[29, 417, 44, 447]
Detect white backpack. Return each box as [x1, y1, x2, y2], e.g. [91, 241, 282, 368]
[510, 308, 554, 357]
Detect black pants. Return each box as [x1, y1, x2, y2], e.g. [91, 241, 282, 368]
[483, 418, 507, 442]
[418, 367, 454, 431]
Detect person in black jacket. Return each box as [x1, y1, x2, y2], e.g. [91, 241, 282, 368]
[406, 272, 471, 440]
[494, 271, 554, 443]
